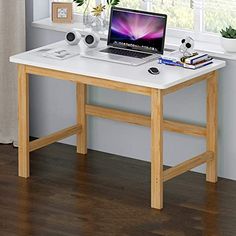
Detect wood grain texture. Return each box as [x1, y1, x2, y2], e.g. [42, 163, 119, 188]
[18, 65, 30, 178]
[77, 83, 87, 155]
[26, 65, 152, 96]
[151, 89, 163, 210]
[29, 125, 81, 152]
[164, 151, 213, 182]
[206, 72, 218, 183]
[86, 105, 206, 137]
[86, 104, 151, 126]
[0, 144, 235, 236]
[163, 72, 213, 95]
[163, 119, 206, 137]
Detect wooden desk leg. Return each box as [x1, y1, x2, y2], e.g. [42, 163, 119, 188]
[76, 83, 87, 155]
[18, 65, 30, 178]
[206, 71, 218, 183]
[151, 88, 163, 209]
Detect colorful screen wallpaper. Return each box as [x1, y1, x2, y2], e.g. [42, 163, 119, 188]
[109, 10, 166, 53]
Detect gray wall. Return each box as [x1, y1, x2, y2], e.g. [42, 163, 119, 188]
[26, 0, 236, 180]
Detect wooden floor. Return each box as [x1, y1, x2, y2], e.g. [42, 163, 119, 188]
[0, 143, 236, 236]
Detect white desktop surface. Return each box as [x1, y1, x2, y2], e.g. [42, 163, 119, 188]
[10, 40, 226, 89]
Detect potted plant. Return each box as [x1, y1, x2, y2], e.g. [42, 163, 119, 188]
[91, 4, 106, 31]
[73, 0, 120, 28]
[220, 26, 236, 52]
[74, 0, 91, 25]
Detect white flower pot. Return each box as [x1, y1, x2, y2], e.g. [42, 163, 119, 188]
[221, 37, 236, 53]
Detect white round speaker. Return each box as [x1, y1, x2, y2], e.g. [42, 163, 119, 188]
[83, 32, 100, 48]
[65, 30, 81, 45]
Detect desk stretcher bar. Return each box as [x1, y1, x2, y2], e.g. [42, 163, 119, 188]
[85, 104, 207, 137]
[163, 151, 213, 182]
[29, 125, 82, 152]
[28, 105, 206, 152]
[17, 64, 219, 210]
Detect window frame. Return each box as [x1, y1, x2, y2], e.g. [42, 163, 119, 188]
[49, 0, 221, 44]
[149, 0, 220, 44]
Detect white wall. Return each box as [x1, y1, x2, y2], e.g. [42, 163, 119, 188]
[26, 0, 236, 180]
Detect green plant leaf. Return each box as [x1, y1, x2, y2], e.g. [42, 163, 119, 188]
[107, 0, 120, 6]
[73, 0, 85, 7]
[220, 26, 236, 38]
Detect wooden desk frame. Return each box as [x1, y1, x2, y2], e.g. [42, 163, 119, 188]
[18, 64, 218, 210]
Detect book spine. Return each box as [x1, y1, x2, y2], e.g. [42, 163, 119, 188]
[160, 56, 179, 62]
[159, 58, 213, 69]
[185, 54, 208, 64]
[183, 61, 213, 69]
[159, 58, 183, 67]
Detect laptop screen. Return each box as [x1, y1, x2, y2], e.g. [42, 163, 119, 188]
[108, 7, 167, 54]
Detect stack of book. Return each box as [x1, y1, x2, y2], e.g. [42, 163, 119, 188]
[159, 50, 213, 69]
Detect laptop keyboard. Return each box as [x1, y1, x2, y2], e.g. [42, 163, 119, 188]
[100, 47, 152, 59]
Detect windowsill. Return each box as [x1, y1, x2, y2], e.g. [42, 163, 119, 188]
[32, 17, 236, 61]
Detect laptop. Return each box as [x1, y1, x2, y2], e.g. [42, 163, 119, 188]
[82, 7, 167, 66]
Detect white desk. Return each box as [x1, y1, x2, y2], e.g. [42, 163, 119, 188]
[10, 40, 226, 210]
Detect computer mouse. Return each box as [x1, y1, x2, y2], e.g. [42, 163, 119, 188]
[148, 67, 160, 75]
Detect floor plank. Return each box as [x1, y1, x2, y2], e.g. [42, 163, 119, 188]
[0, 143, 235, 236]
